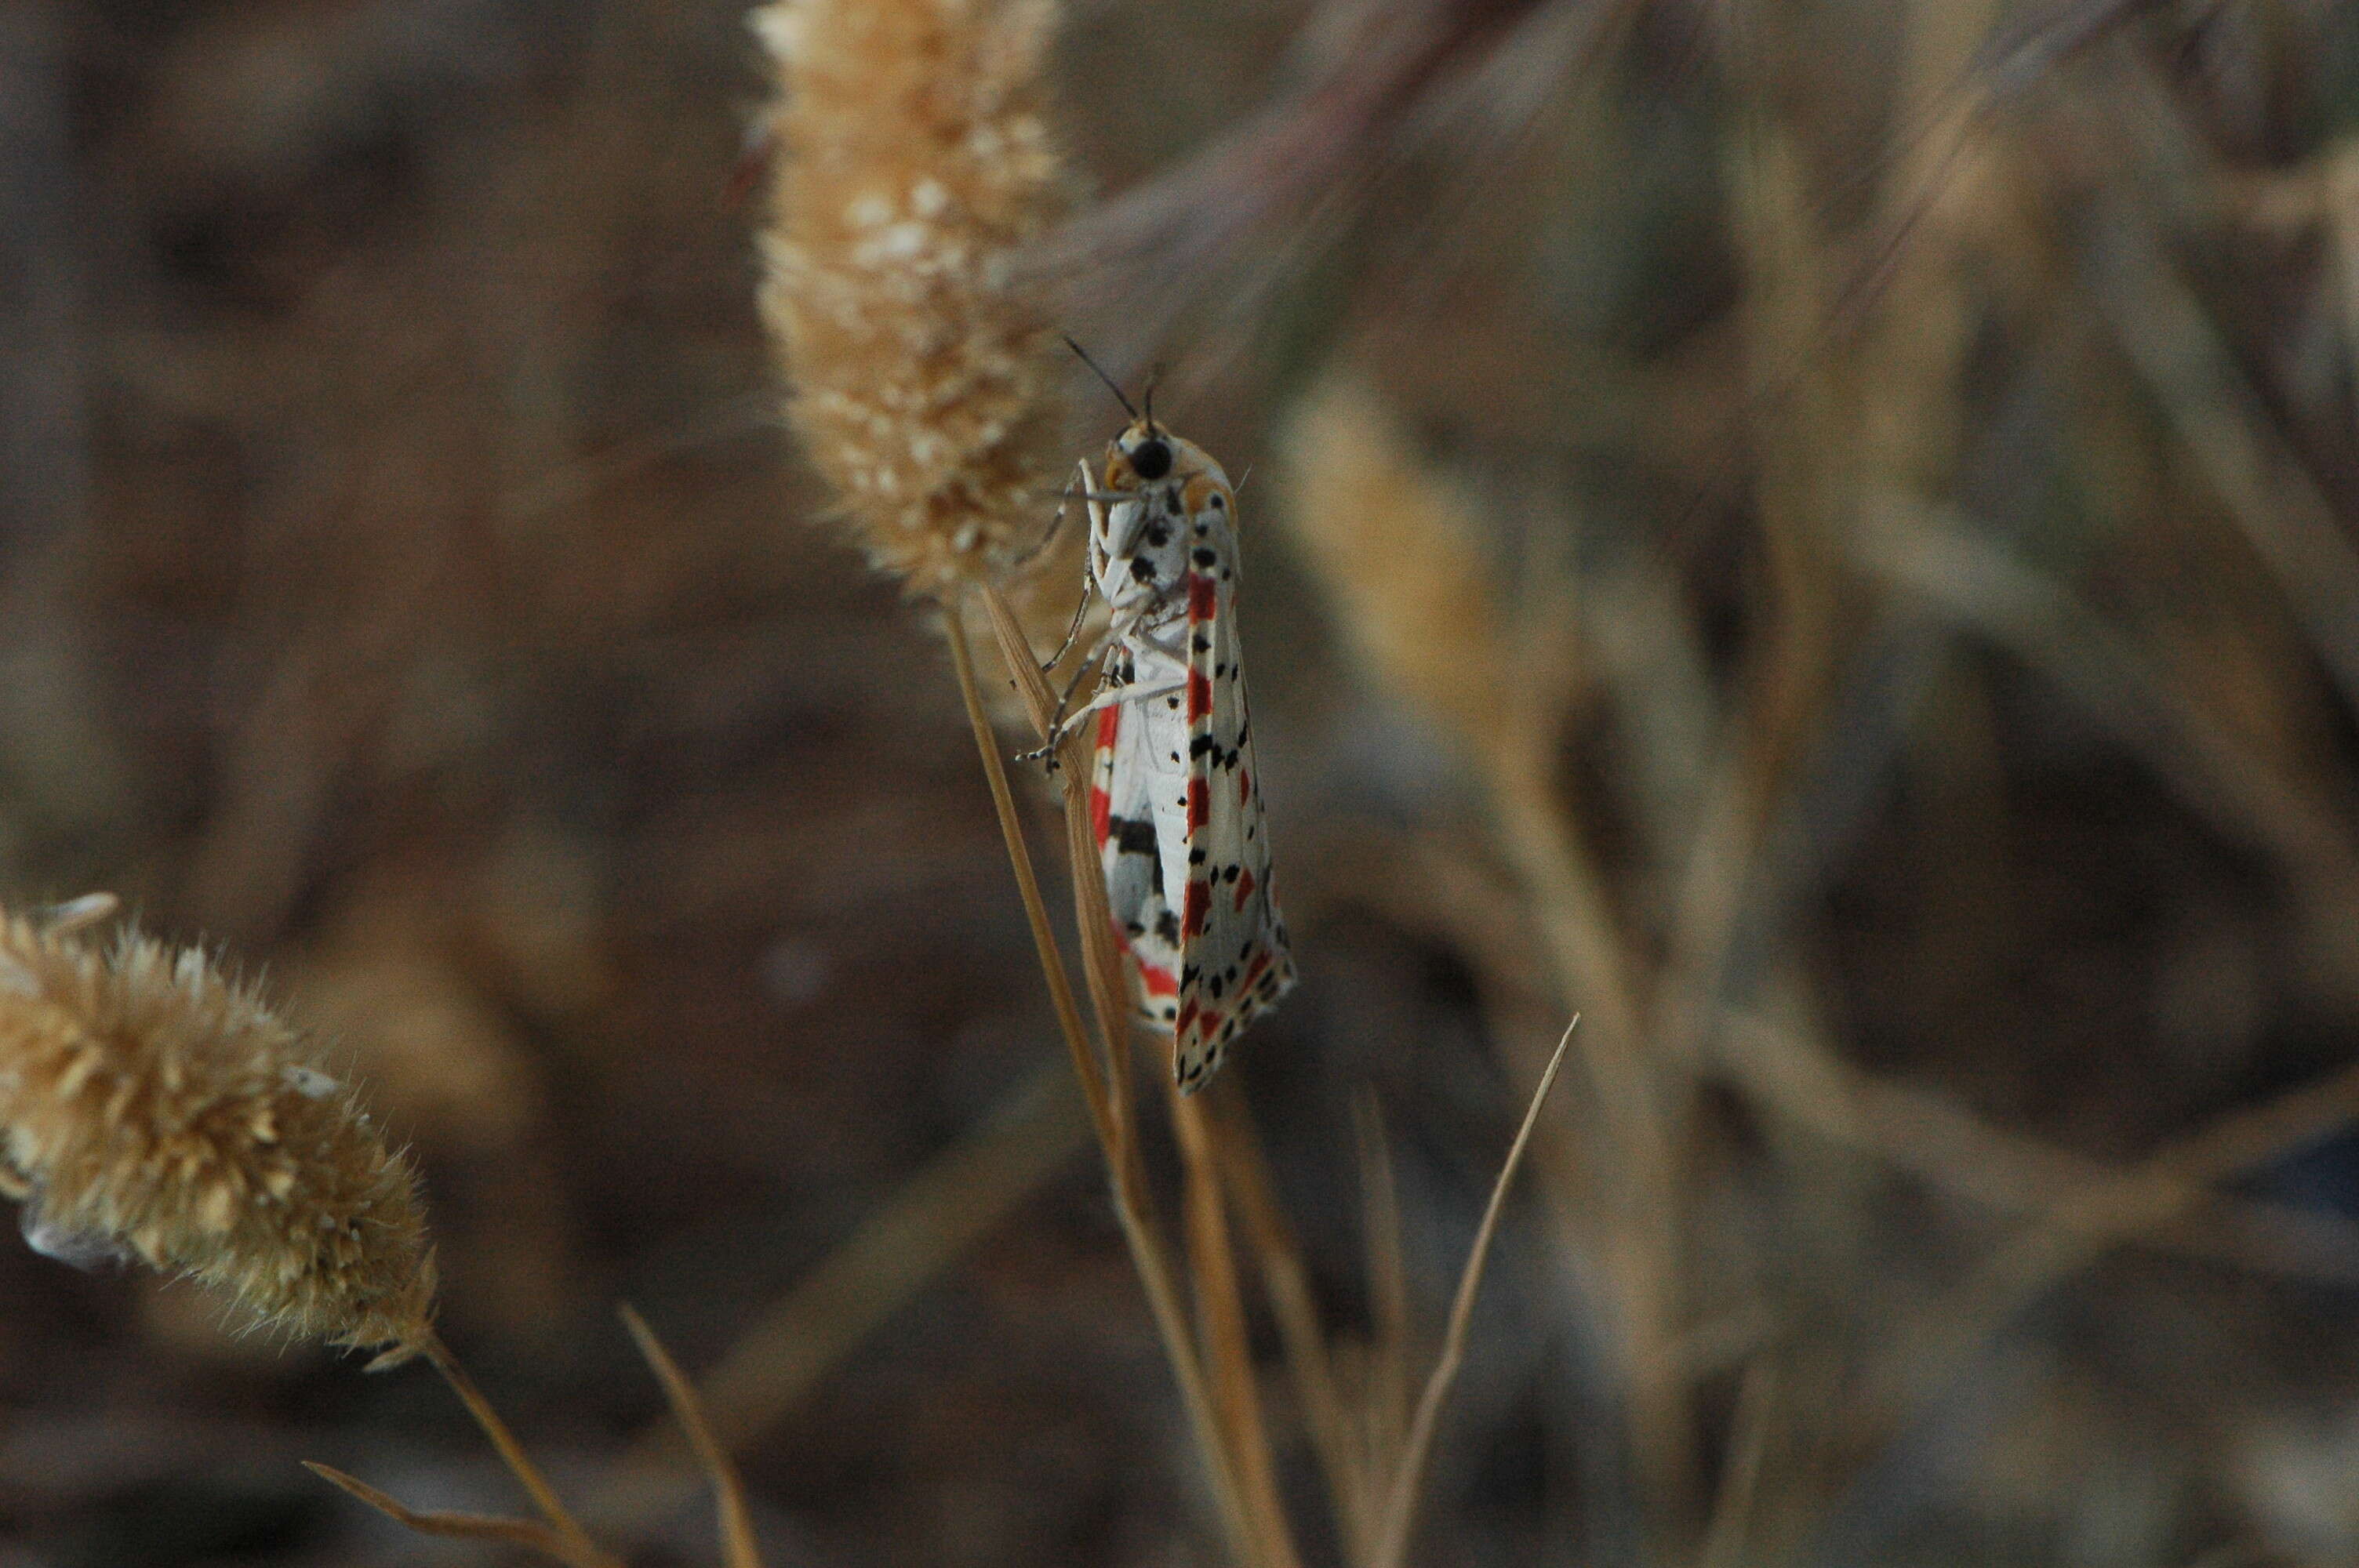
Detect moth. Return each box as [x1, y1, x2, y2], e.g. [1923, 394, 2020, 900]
[1052, 372, 1296, 1092]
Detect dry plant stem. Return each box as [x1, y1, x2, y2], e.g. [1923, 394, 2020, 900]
[1035, 811, 1283, 1568]
[1720, 1011, 2359, 1287]
[1354, 1091, 1412, 1484]
[303, 1464, 612, 1567]
[1173, 1081, 1305, 1568]
[1482, 743, 1653, 1160]
[969, 587, 1127, 1142]
[972, 579, 1136, 1150]
[619, 1306, 760, 1568]
[945, 604, 1117, 1150]
[1727, 111, 1852, 815]
[423, 1334, 617, 1566]
[1480, 738, 1688, 1497]
[1882, 1055, 2359, 1420]
[949, 593, 1269, 1568]
[620, 1059, 1088, 1480]
[1866, 511, 2359, 899]
[1060, 769, 1140, 1163]
[2096, 75, 2359, 716]
[1369, 1018, 1575, 1568]
[1699, 1361, 1778, 1568]
[1277, 372, 1685, 1514]
[1211, 1092, 1372, 1559]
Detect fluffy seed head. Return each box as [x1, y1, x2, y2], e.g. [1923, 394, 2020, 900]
[754, 0, 1069, 596]
[0, 905, 436, 1361]
[1281, 372, 1512, 750]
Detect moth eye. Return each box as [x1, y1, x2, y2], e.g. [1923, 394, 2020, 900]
[1129, 437, 1172, 480]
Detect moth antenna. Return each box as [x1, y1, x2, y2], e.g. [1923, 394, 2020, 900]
[1063, 336, 1139, 421]
[1142, 364, 1165, 434]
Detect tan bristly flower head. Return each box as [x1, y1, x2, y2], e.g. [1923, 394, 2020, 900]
[1280, 371, 1512, 752]
[0, 898, 435, 1363]
[754, 0, 1070, 597]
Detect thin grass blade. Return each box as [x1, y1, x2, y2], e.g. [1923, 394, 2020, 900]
[1369, 1017, 1575, 1568]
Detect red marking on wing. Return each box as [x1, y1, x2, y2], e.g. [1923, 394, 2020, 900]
[1241, 952, 1271, 989]
[1139, 960, 1179, 997]
[1188, 575, 1217, 622]
[1231, 867, 1256, 913]
[1182, 877, 1209, 938]
[1237, 768, 1251, 805]
[1187, 778, 1209, 829]
[1174, 1000, 1199, 1036]
[1187, 670, 1212, 720]
[1089, 708, 1119, 845]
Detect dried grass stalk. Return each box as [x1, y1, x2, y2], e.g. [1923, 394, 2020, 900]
[754, 0, 1067, 596]
[620, 1305, 762, 1568]
[0, 902, 435, 1361]
[954, 593, 1272, 1566]
[1369, 1018, 1572, 1568]
[303, 1464, 597, 1563]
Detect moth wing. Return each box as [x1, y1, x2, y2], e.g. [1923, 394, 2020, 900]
[1171, 571, 1296, 1093]
[1092, 703, 1184, 1027]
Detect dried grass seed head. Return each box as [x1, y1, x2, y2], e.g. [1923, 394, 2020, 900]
[0, 904, 436, 1361]
[754, 0, 1070, 597]
[1280, 372, 1512, 750]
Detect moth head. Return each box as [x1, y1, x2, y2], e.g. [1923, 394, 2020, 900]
[1115, 419, 1173, 482]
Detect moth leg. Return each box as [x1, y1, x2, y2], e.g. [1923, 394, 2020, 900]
[1128, 623, 1190, 665]
[1038, 557, 1100, 679]
[1027, 678, 1187, 760]
[1101, 577, 1187, 652]
[1006, 468, 1084, 572]
[1020, 659, 1165, 765]
[1022, 643, 1111, 768]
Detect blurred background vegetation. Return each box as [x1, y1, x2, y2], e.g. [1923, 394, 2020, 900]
[7, 0, 2359, 1564]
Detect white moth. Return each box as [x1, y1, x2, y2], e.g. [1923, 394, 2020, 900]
[1063, 407, 1296, 1092]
